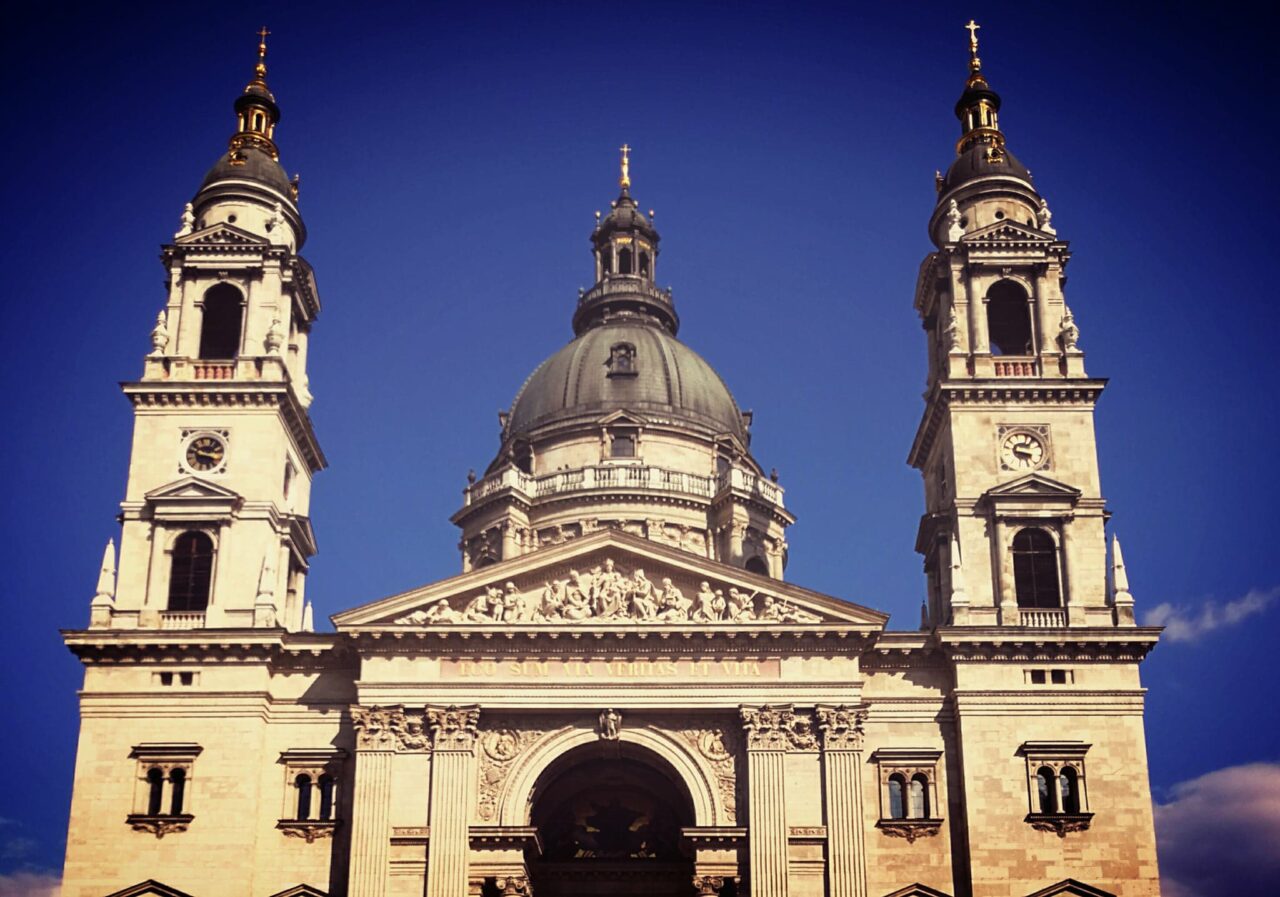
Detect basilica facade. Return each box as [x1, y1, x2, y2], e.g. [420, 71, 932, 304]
[61, 24, 1162, 897]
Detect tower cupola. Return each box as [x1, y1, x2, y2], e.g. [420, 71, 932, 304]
[954, 20, 1005, 158]
[575, 146, 676, 335]
[229, 27, 281, 161]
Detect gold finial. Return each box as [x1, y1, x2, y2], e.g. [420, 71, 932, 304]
[965, 20, 981, 72]
[619, 143, 632, 191]
[255, 26, 270, 80]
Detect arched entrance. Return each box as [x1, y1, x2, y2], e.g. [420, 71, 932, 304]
[526, 743, 696, 897]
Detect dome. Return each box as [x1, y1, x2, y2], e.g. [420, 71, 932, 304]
[197, 146, 293, 197]
[506, 319, 748, 442]
[940, 141, 1031, 193]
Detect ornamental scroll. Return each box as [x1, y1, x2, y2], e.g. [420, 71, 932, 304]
[393, 556, 821, 626]
[352, 705, 429, 752]
[816, 704, 868, 751]
[740, 704, 818, 751]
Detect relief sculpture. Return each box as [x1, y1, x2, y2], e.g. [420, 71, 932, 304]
[393, 556, 822, 626]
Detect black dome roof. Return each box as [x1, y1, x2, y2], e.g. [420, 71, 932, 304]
[198, 146, 292, 197]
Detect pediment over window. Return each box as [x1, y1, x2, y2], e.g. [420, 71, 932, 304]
[961, 219, 1056, 245]
[597, 409, 649, 427]
[333, 529, 887, 632]
[983, 473, 1082, 504]
[266, 886, 329, 897]
[104, 881, 197, 897]
[145, 476, 243, 522]
[881, 884, 952, 897]
[175, 222, 269, 247]
[1023, 880, 1115, 897]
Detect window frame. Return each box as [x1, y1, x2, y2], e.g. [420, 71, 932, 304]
[1021, 741, 1093, 836]
[127, 743, 202, 838]
[277, 748, 346, 843]
[871, 748, 944, 842]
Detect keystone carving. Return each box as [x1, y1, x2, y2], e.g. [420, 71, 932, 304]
[1027, 813, 1093, 837]
[352, 705, 429, 752]
[693, 875, 725, 896]
[428, 704, 481, 750]
[876, 819, 942, 843]
[816, 704, 867, 751]
[127, 814, 192, 839]
[740, 704, 817, 751]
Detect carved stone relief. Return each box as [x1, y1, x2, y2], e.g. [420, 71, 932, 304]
[475, 718, 552, 822]
[674, 722, 741, 823]
[428, 705, 481, 751]
[393, 555, 821, 626]
[740, 704, 818, 751]
[352, 705, 429, 752]
[816, 704, 867, 752]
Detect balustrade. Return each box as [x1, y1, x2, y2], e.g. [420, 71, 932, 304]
[159, 611, 206, 630]
[1019, 608, 1067, 628]
[464, 462, 784, 508]
[993, 357, 1039, 377]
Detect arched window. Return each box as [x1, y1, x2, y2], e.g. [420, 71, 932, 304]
[168, 532, 214, 611]
[169, 768, 187, 815]
[475, 556, 497, 569]
[618, 247, 634, 275]
[745, 556, 769, 576]
[513, 441, 533, 474]
[199, 284, 244, 359]
[146, 767, 164, 816]
[910, 774, 930, 818]
[986, 280, 1033, 355]
[639, 251, 651, 278]
[318, 774, 336, 821]
[1059, 766, 1080, 814]
[1036, 766, 1056, 814]
[887, 774, 907, 819]
[295, 773, 313, 820]
[600, 251, 612, 275]
[1012, 528, 1061, 609]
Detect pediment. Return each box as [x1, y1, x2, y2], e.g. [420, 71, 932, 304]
[984, 473, 1081, 501]
[334, 529, 887, 630]
[597, 409, 649, 426]
[881, 885, 952, 897]
[266, 886, 329, 897]
[104, 881, 196, 897]
[1024, 880, 1114, 897]
[175, 221, 269, 247]
[962, 219, 1054, 244]
[146, 476, 243, 503]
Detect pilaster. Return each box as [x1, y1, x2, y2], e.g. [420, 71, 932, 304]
[816, 705, 868, 897]
[741, 704, 816, 897]
[425, 705, 481, 897]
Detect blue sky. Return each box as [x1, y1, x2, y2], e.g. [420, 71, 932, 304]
[2, 2, 1278, 894]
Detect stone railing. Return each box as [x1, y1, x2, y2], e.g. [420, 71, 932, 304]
[141, 355, 290, 383]
[993, 357, 1039, 377]
[578, 276, 674, 308]
[463, 463, 786, 509]
[159, 611, 207, 630]
[1019, 609, 1067, 628]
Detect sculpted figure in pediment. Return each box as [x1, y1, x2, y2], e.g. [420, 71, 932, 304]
[630, 569, 659, 620]
[692, 582, 720, 622]
[727, 588, 757, 621]
[657, 578, 691, 622]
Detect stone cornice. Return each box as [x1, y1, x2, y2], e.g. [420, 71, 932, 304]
[938, 627, 1160, 662]
[123, 379, 326, 473]
[62, 630, 351, 667]
[908, 380, 1107, 470]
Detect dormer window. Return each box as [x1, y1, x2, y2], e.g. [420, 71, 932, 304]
[607, 343, 637, 378]
[609, 431, 636, 458]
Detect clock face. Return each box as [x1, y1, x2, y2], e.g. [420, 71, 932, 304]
[1001, 432, 1045, 470]
[185, 435, 226, 472]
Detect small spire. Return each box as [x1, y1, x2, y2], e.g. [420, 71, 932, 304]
[254, 26, 270, 84]
[949, 532, 970, 606]
[1112, 535, 1134, 604]
[228, 27, 282, 161]
[619, 143, 632, 192]
[302, 600, 315, 633]
[92, 539, 117, 604]
[965, 19, 981, 73]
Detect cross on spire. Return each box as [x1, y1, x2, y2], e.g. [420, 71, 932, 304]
[619, 143, 632, 191]
[965, 20, 982, 72]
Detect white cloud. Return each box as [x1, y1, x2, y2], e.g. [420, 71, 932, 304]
[1143, 586, 1279, 642]
[1155, 762, 1280, 897]
[0, 870, 60, 897]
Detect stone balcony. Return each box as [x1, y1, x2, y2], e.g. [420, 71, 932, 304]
[140, 354, 292, 383]
[462, 463, 786, 510]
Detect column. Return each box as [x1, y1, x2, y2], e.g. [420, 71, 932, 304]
[742, 705, 812, 897]
[817, 706, 868, 897]
[349, 706, 430, 897]
[426, 705, 481, 897]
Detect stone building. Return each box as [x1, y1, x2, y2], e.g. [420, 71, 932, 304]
[61, 23, 1162, 897]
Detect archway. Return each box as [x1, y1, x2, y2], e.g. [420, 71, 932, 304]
[526, 743, 697, 897]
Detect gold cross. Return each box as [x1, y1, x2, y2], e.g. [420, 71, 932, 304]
[258, 26, 271, 43]
[619, 144, 632, 189]
[965, 20, 979, 47]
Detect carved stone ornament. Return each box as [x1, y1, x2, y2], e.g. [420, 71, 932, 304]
[127, 814, 192, 839]
[599, 708, 622, 741]
[693, 875, 726, 897]
[277, 819, 337, 843]
[149, 310, 170, 356]
[1027, 813, 1093, 837]
[740, 704, 818, 751]
[816, 704, 867, 752]
[498, 876, 532, 897]
[676, 725, 740, 823]
[428, 704, 481, 751]
[476, 720, 546, 822]
[351, 705, 429, 752]
[876, 819, 942, 843]
[392, 556, 821, 626]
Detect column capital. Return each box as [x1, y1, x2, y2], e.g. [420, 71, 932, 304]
[815, 704, 868, 752]
[740, 704, 817, 751]
[428, 704, 481, 751]
[352, 704, 429, 752]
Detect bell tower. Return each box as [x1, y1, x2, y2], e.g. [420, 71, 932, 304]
[90, 30, 325, 632]
[907, 22, 1135, 630]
